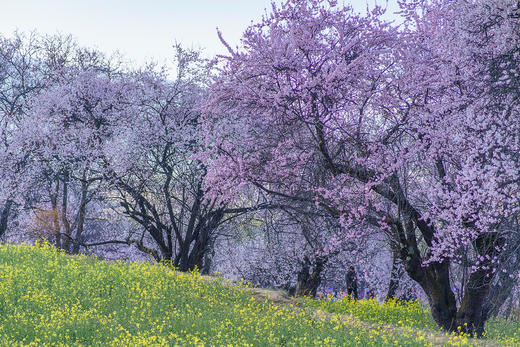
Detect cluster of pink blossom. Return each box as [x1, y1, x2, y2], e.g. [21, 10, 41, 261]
[201, 0, 520, 334]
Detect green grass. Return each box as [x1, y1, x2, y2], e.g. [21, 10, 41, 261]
[0, 242, 518, 346]
[485, 318, 520, 345]
[300, 294, 520, 346]
[301, 296, 437, 330]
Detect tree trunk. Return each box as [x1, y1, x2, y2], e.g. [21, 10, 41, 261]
[71, 180, 88, 254]
[388, 205, 503, 336]
[177, 210, 223, 273]
[176, 236, 210, 272]
[385, 249, 403, 301]
[50, 181, 61, 248]
[295, 256, 325, 297]
[422, 263, 458, 332]
[175, 244, 190, 271]
[201, 239, 215, 275]
[481, 273, 514, 322]
[405, 258, 498, 336]
[481, 231, 520, 321]
[452, 233, 504, 336]
[0, 200, 13, 239]
[453, 269, 490, 336]
[400, 244, 457, 332]
[401, 232, 503, 336]
[60, 178, 73, 253]
[186, 230, 210, 272]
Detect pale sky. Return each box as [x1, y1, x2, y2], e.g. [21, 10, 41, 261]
[0, 0, 400, 69]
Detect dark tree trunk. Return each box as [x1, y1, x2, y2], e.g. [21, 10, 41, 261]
[50, 181, 61, 249]
[0, 200, 13, 239]
[481, 273, 515, 322]
[400, 240, 486, 335]
[295, 256, 326, 297]
[481, 231, 520, 321]
[416, 262, 458, 332]
[503, 297, 514, 320]
[200, 233, 217, 275]
[385, 248, 403, 301]
[190, 234, 214, 275]
[60, 177, 73, 253]
[176, 229, 214, 272]
[454, 269, 490, 336]
[200, 247, 214, 275]
[71, 180, 88, 254]
[452, 233, 505, 336]
[388, 216, 458, 332]
[400, 231, 504, 336]
[176, 209, 223, 273]
[381, 190, 501, 336]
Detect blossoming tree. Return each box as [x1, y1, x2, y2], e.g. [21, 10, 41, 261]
[203, 0, 520, 334]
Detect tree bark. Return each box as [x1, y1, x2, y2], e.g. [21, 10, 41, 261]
[481, 231, 520, 321]
[418, 262, 458, 332]
[0, 200, 13, 239]
[71, 180, 88, 254]
[400, 231, 504, 336]
[452, 232, 505, 336]
[295, 256, 325, 297]
[60, 177, 73, 252]
[454, 269, 490, 336]
[481, 271, 515, 321]
[386, 247, 403, 301]
[49, 181, 61, 248]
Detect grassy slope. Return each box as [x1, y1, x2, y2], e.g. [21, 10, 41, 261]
[0, 243, 517, 346]
[298, 296, 520, 346]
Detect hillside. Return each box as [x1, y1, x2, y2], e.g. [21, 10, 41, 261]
[0, 243, 517, 346]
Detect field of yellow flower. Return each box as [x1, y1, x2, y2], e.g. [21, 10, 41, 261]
[300, 292, 520, 346]
[0, 242, 518, 346]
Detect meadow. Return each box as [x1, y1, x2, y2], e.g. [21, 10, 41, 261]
[0, 242, 518, 346]
[301, 295, 520, 346]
